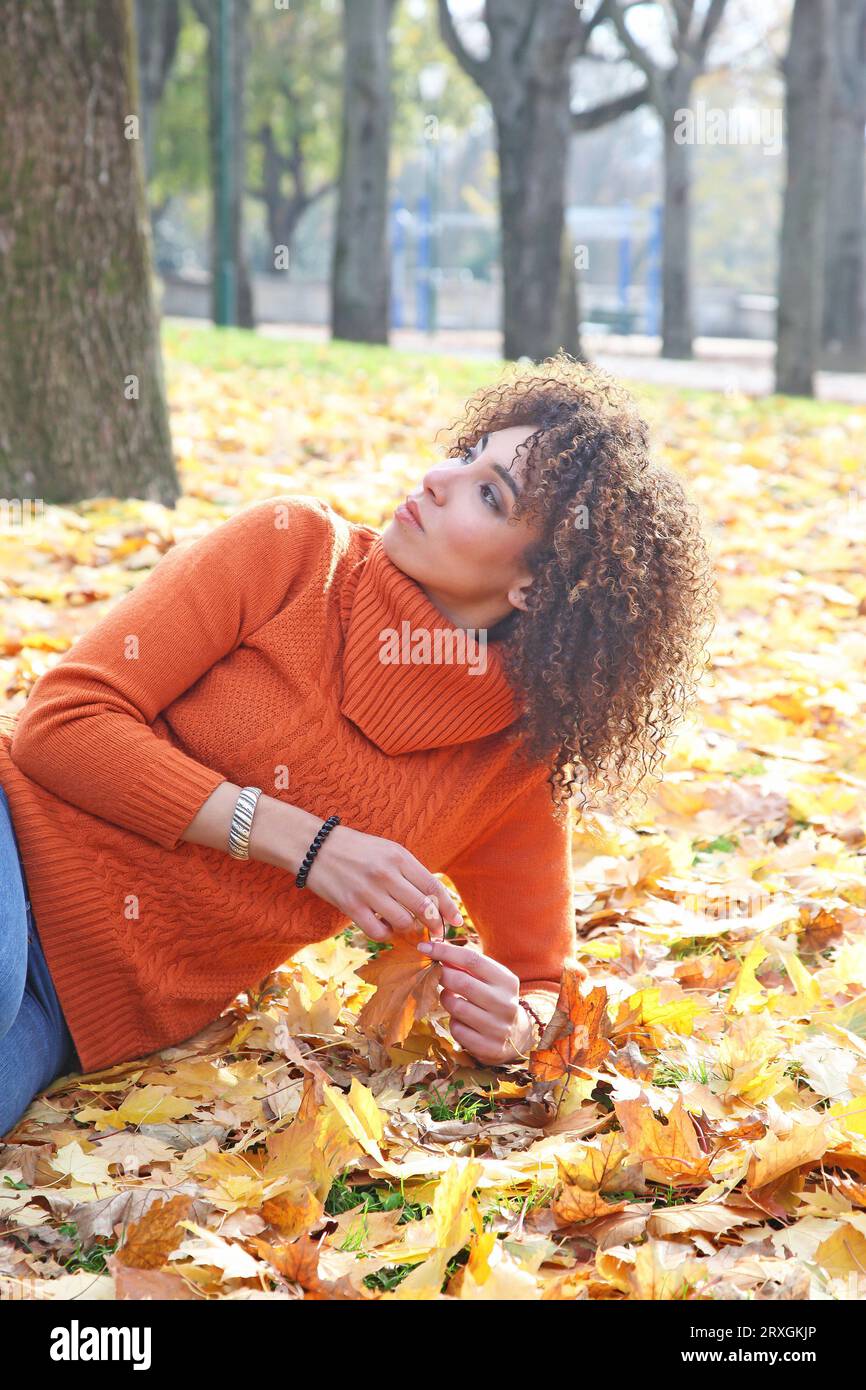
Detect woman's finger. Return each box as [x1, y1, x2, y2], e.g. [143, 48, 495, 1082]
[403, 866, 463, 929]
[417, 937, 502, 986]
[353, 907, 393, 943]
[440, 987, 494, 1036]
[401, 889, 448, 939]
[449, 1017, 497, 1063]
[387, 883, 444, 937]
[374, 894, 419, 933]
[438, 965, 505, 1016]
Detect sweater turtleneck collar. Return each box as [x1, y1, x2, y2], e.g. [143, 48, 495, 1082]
[338, 532, 523, 756]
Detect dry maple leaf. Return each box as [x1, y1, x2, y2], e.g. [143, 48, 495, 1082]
[615, 1094, 713, 1186]
[113, 1266, 202, 1300]
[112, 1193, 197, 1269]
[354, 934, 443, 1047]
[246, 1232, 366, 1300]
[529, 972, 611, 1085]
[552, 1187, 630, 1225]
[260, 1187, 325, 1240]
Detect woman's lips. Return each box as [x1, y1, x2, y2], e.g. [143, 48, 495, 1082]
[395, 500, 424, 532]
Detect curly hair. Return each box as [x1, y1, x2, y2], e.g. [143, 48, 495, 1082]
[438, 351, 717, 826]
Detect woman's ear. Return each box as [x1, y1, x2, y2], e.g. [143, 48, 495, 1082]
[507, 571, 533, 612]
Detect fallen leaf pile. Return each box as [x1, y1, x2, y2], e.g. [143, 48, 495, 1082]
[0, 328, 864, 1300]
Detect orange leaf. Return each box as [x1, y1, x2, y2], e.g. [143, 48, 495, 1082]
[529, 972, 611, 1084]
[246, 1233, 363, 1300]
[112, 1194, 196, 1269]
[354, 936, 443, 1046]
[615, 1095, 713, 1186]
[552, 1186, 629, 1224]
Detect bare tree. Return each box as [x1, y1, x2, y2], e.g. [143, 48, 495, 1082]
[251, 123, 336, 276]
[776, 0, 833, 397]
[330, 0, 398, 344]
[0, 0, 177, 504]
[247, 0, 340, 279]
[600, 0, 729, 360]
[439, 0, 616, 362]
[822, 0, 866, 366]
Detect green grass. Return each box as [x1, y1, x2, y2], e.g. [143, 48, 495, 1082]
[325, 1174, 429, 1227]
[161, 318, 499, 395]
[56, 1222, 118, 1275]
[160, 318, 866, 427]
[422, 1079, 497, 1123]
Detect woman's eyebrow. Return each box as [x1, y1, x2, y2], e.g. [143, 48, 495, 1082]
[476, 434, 520, 500]
[491, 463, 520, 500]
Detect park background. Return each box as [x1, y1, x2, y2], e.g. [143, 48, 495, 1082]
[0, 0, 864, 1307]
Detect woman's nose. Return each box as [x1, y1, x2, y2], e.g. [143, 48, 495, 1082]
[420, 462, 455, 499]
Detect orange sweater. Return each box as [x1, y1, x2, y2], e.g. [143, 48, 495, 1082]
[0, 495, 579, 1073]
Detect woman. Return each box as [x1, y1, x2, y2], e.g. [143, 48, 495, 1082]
[0, 354, 715, 1136]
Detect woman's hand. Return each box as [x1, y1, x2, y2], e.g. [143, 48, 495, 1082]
[302, 823, 462, 944]
[416, 937, 536, 1065]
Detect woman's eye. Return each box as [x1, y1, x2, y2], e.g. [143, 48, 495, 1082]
[457, 447, 499, 509]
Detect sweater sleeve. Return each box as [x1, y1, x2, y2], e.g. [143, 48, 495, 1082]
[442, 767, 580, 1027]
[9, 494, 331, 852]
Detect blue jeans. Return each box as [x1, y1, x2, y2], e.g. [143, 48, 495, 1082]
[0, 783, 80, 1137]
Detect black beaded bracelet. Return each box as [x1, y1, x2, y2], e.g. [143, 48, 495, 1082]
[295, 814, 341, 889]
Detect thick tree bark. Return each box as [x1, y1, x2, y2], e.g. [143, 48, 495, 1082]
[0, 0, 177, 505]
[192, 0, 255, 329]
[601, 0, 729, 362]
[660, 71, 696, 360]
[822, 0, 866, 365]
[495, 29, 574, 361]
[553, 205, 584, 360]
[133, 0, 180, 184]
[776, 0, 833, 397]
[441, 0, 589, 363]
[330, 0, 396, 344]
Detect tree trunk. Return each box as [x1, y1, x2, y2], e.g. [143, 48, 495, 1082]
[258, 124, 292, 274]
[253, 124, 335, 278]
[330, 0, 395, 343]
[133, 0, 180, 184]
[194, 0, 255, 329]
[0, 0, 177, 505]
[776, 0, 833, 397]
[660, 73, 695, 360]
[496, 71, 573, 363]
[439, 0, 584, 363]
[822, 0, 866, 365]
[553, 221, 584, 359]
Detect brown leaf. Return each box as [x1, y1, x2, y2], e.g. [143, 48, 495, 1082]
[246, 1232, 365, 1300]
[354, 936, 443, 1046]
[529, 973, 611, 1085]
[112, 1194, 197, 1269]
[113, 1265, 202, 1300]
[615, 1095, 713, 1187]
[552, 1187, 629, 1224]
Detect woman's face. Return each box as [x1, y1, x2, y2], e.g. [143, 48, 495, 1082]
[381, 424, 542, 630]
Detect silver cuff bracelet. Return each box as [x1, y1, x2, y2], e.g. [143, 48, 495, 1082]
[228, 785, 263, 860]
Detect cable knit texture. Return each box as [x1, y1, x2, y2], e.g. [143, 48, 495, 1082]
[0, 495, 580, 1073]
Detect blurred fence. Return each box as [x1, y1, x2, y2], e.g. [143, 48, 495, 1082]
[157, 201, 778, 341]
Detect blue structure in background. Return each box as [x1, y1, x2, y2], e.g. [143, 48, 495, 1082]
[415, 194, 432, 332]
[389, 199, 666, 336]
[646, 203, 664, 337]
[617, 210, 632, 321]
[390, 199, 406, 329]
